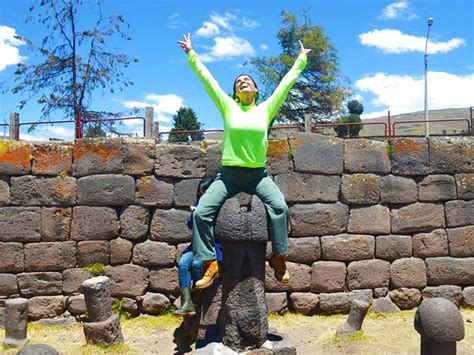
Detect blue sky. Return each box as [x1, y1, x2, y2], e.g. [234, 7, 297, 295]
[0, 0, 473, 140]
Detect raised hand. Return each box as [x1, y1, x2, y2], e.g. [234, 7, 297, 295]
[178, 33, 193, 53]
[299, 40, 312, 55]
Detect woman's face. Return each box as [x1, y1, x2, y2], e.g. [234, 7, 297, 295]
[234, 75, 258, 100]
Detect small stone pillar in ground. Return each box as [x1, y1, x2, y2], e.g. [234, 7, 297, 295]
[82, 276, 124, 346]
[336, 300, 370, 338]
[3, 298, 28, 347]
[414, 298, 464, 355]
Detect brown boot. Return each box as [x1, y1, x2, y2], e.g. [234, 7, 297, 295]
[269, 254, 289, 283]
[195, 260, 219, 290]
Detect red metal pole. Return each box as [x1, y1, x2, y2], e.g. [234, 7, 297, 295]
[387, 110, 392, 138]
[75, 110, 83, 139]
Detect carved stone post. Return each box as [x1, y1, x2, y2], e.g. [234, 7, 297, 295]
[4, 298, 28, 347]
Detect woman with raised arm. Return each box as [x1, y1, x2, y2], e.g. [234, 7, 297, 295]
[178, 33, 310, 290]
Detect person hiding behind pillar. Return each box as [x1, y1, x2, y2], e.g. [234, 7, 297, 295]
[177, 33, 310, 290]
[174, 176, 222, 317]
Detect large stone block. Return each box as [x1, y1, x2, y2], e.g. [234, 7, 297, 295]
[389, 138, 429, 175]
[289, 202, 349, 237]
[347, 259, 390, 290]
[319, 290, 373, 314]
[122, 139, 155, 176]
[287, 237, 321, 264]
[418, 175, 456, 201]
[0, 141, 31, 174]
[133, 240, 176, 267]
[391, 203, 445, 234]
[110, 238, 133, 265]
[28, 296, 65, 320]
[0, 242, 24, 272]
[390, 258, 427, 288]
[0, 274, 18, 296]
[429, 137, 474, 173]
[462, 287, 474, 307]
[412, 229, 449, 258]
[275, 173, 340, 203]
[174, 179, 200, 207]
[77, 175, 135, 206]
[120, 205, 149, 240]
[135, 176, 174, 207]
[311, 261, 346, 293]
[321, 234, 375, 261]
[25, 241, 76, 271]
[376, 235, 412, 260]
[425, 257, 474, 286]
[266, 138, 293, 175]
[149, 267, 179, 294]
[340, 174, 380, 205]
[447, 226, 474, 257]
[31, 143, 73, 175]
[348, 205, 390, 234]
[0, 207, 41, 242]
[265, 292, 288, 314]
[344, 139, 391, 174]
[289, 133, 344, 174]
[0, 176, 10, 205]
[77, 241, 109, 267]
[140, 292, 170, 315]
[445, 200, 474, 227]
[10, 176, 76, 206]
[380, 175, 417, 204]
[155, 144, 206, 178]
[72, 139, 123, 177]
[422, 285, 463, 307]
[17, 272, 62, 296]
[62, 268, 92, 294]
[205, 142, 222, 178]
[150, 209, 192, 243]
[67, 294, 87, 315]
[71, 206, 118, 241]
[389, 288, 422, 310]
[104, 264, 149, 298]
[265, 262, 311, 292]
[289, 292, 319, 315]
[455, 173, 474, 199]
[41, 207, 71, 242]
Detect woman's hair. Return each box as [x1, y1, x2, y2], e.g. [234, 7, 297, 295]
[232, 74, 259, 103]
[197, 176, 214, 199]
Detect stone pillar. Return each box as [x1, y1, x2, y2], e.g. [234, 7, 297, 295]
[304, 113, 312, 133]
[9, 112, 19, 141]
[336, 300, 370, 338]
[4, 298, 28, 347]
[145, 106, 153, 138]
[82, 276, 124, 346]
[414, 298, 464, 355]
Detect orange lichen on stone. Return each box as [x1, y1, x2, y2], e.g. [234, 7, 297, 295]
[53, 178, 75, 200]
[74, 140, 121, 162]
[267, 139, 290, 157]
[393, 139, 425, 155]
[137, 176, 153, 195]
[32, 144, 73, 175]
[288, 138, 305, 149]
[0, 140, 31, 167]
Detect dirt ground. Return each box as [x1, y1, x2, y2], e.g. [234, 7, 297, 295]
[1, 309, 473, 354]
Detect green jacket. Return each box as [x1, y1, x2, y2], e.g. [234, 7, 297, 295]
[187, 50, 307, 168]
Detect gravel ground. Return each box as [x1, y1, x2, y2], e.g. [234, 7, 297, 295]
[1, 309, 473, 354]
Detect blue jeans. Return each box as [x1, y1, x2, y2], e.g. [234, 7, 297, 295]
[178, 251, 204, 289]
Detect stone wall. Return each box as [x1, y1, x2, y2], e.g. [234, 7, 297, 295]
[0, 134, 473, 320]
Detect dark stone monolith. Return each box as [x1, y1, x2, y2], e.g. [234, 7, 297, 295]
[82, 276, 123, 346]
[414, 298, 464, 355]
[3, 298, 28, 347]
[336, 299, 370, 338]
[18, 344, 59, 355]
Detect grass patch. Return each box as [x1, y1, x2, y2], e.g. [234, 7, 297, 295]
[83, 262, 104, 276]
[122, 313, 181, 331]
[77, 341, 135, 354]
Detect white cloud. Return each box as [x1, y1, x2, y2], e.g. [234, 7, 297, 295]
[168, 13, 187, 29]
[196, 21, 220, 38]
[0, 25, 26, 71]
[381, 1, 418, 20]
[200, 36, 255, 62]
[122, 93, 184, 123]
[210, 12, 236, 31]
[356, 71, 474, 118]
[20, 125, 75, 141]
[359, 29, 464, 54]
[242, 17, 261, 29]
[260, 44, 268, 51]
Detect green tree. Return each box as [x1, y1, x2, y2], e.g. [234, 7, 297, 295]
[10, 0, 136, 136]
[334, 100, 364, 138]
[168, 107, 204, 143]
[250, 9, 349, 125]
